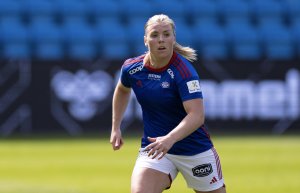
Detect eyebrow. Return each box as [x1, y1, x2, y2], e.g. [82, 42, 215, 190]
[150, 30, 171, 33]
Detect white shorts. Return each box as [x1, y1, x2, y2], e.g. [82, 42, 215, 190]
[133, 147, 225, 192]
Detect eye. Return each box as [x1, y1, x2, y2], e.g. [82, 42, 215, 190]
[164, 33, 170, 37]
[150, 33, 158, 38]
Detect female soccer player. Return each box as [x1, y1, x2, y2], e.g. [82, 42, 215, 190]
[110, 14, 226, 193]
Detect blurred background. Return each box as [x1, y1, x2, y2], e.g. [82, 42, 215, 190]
[0, 0, 299, 193]
[0, 0, 299, 137]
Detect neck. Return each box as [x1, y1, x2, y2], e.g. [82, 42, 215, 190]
[148, 53, 173, 69]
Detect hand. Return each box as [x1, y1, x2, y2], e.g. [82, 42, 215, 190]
[110, 129, 124, 150]
[145, 136, 176, 160]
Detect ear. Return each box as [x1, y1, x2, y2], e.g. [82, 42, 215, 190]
[144, 36, 148, 47]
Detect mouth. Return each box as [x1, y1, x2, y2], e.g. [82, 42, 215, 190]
[158, 46, 166, 50]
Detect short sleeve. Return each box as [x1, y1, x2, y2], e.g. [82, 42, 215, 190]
[177, 76, 203, 101]
[120, 65, 131, 88]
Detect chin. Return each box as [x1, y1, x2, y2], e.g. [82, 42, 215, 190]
[157, 50, 171, 57]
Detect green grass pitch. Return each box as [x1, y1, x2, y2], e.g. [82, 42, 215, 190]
[0, 136, 299, 193]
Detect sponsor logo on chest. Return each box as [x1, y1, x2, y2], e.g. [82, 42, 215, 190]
[161, 81, 170, 88]
[148, 74, 161, 81]
[167, 68, 174, 79]
[129, 65, 143, 75]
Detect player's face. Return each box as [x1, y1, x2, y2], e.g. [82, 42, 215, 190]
[144, 22, 175, 59]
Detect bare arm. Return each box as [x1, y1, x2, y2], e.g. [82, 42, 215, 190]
[166, 98, 204, 142]
[110, 80, 131, 150]
[146, 98, 205, 159]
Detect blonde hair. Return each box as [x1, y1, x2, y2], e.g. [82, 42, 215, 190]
[144, 14, 197, 62]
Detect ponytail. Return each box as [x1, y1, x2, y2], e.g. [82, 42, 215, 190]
[174, 42, 197, 62]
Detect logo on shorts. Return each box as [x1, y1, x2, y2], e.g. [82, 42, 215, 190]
[192, 164, 213, 177]
[210, 176, 218, 184]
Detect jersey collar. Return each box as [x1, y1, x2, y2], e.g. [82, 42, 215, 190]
[144, 52, 177, 72]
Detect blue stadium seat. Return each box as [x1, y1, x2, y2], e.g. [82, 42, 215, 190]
[22, 0, 56, 23]
[87, 0, 121, 24]
[30, 20, 64, 59]
[0, 0, 22, 22]
[174, 22, 193, 48]
[63, 20, 96, 59]
[250, 0, 285, 25]
[284, 0, 300, 24]
[193, 21, 228, 60]
[102, 43, 131, 60]
[0, 20, 30, 59]
[185, 0, 218, 24]
[152, 0, 186, 24]
[95, 21, 129, 59]
[291, 22, 300, 58]
[217, 0, 251, 25]
[119, 0, 153, 24]
[0, 28, 2, 54]
[54, 0, 89, 23]
[259, 22, 294, 60]
[126, 21, 147, 56]
[226, 22, 261, 60]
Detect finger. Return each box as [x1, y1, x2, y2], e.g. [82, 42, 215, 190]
[112, 145, 118, 150]
[152, 150, 165, 159]
[147, 148, 156, 157]
[109, 136, 115, 144]
[157, 151, 166, 160]
[113, 139, 122, 150]
[147, 144, 160, 157]
[148, 146, 162, 158]
[115, 138, 120, 146]
[151, 151, 160, 159]
[147, 137, 157, 142]
[145, 143, 155, 151]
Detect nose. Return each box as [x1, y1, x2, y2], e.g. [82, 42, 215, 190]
[158, 35, 164, 43]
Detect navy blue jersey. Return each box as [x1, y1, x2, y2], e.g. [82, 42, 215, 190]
[120, 52, 213, 155]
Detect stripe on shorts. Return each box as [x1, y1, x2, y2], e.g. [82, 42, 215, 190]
[212, 147, 223, 180]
